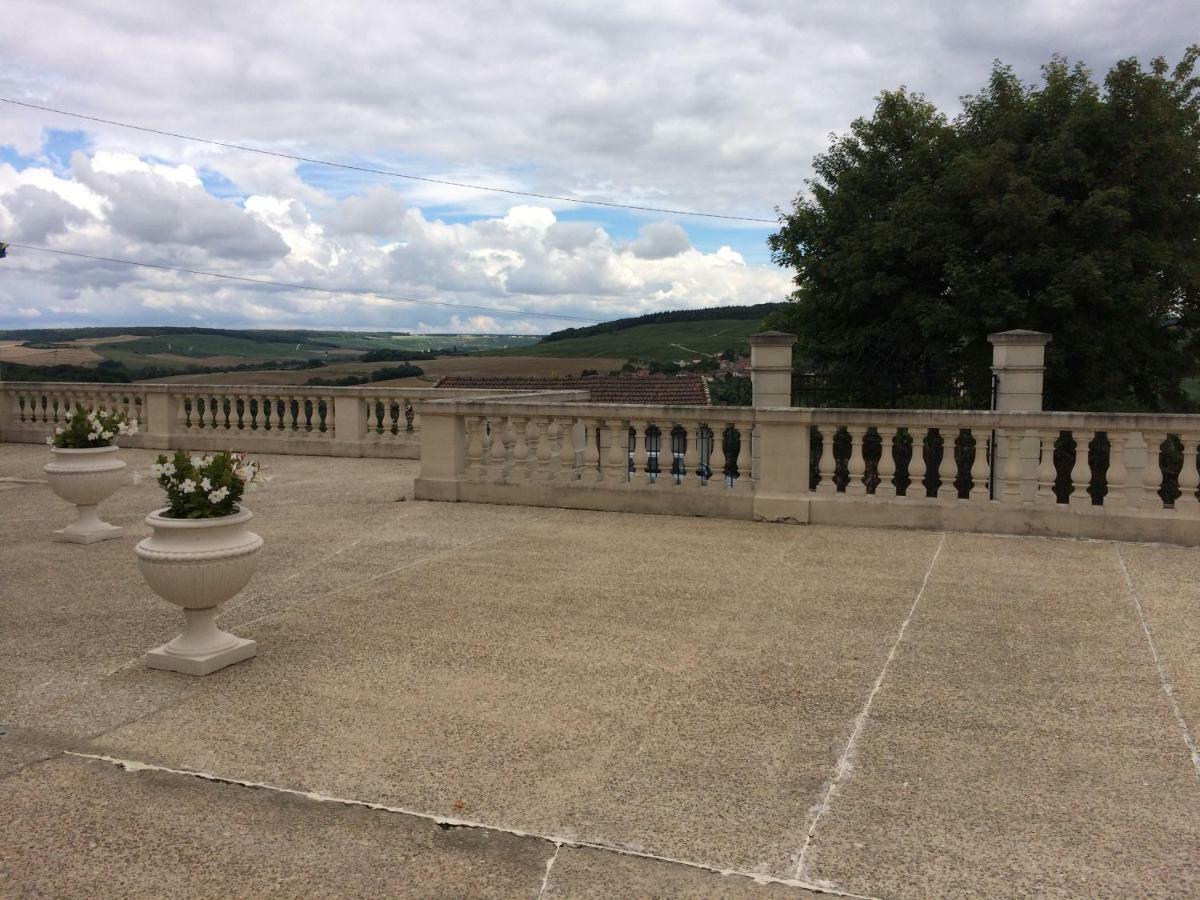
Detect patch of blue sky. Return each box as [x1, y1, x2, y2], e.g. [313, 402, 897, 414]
[295, 160, 398, 198]
[0, 128, 90, 175]
[197, 166, 244, 201]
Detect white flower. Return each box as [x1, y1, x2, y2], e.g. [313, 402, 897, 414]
[200, 478, 212, 491]
[208, 486, 230, 503]
[45, 436, 54, 446]
[55, 426, 64, 435]
[179, 479, 197, 494]
[101, 431, 114, 440]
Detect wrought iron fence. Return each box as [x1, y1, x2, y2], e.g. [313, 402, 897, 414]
[792, 369, 995, 410]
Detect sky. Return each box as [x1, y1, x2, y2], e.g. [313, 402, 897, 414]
[0, 1, 1195, 335]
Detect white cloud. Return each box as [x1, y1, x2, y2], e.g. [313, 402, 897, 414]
[0, 146, 792, 330]
[630, 221, 691, 259]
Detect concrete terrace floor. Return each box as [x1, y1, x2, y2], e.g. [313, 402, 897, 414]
[1, 445, 1199, 899]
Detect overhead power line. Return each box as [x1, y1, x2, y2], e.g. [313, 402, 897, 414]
[0, 98, 778, 224]
[0, 242, 598, 323]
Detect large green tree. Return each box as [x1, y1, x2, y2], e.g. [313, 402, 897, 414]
[767, 49, 1200, 411]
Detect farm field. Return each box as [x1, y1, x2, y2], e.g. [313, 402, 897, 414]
[0, 341, 103, 366]
[140, 355, 625, 387]
[487, 318, 763, 363]
[0, 329, 541, 373]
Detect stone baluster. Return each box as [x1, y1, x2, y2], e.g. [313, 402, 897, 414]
[1036, 430, 1059, 505]
[465, 417, 485, 481]
[1177, 435, 1200, 514]
[682, 422, 700, 487]
[605, 419, 629, 484]
[534, 418, 553, 481]
[733, 426, 753, 492]
[846, 425, 867, 497]
[876, 427, 897, 499]
[817, 427, 837, 496]
[629, 421, 648, 485]
[708, 424, 728, 488]
[937, 428, 958, 502]
[585, 419, 602, 482]
[510, 417, 529, 482]
[908, 428, 927, 499]
[1002, 432, 1023, 504]
[1106, 433, 1128, 509]
[480, 419, 496, 474]
[1069, 430, 1093, 508]
[1141, 432, 1165, 511]
[496, 418, 515, 483]
[969, 430, 990, 502]
[361, 398, 375, 437]
[557, 417, 576, 480]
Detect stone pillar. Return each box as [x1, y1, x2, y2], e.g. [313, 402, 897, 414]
[752, 410, 812, 523]
[332, 394, 366, 458]
[988, 330, 1051, 412]
[141, 391, 176, 450]
[0, 382, 11, 439]
[412, 407, 465, 502]
[749, 331, 797, 407]
[989, 330, 1051, 503]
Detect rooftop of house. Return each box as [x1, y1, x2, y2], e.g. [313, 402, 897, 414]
[3, 444, 1199, 897]
[435, 373, 711, 406]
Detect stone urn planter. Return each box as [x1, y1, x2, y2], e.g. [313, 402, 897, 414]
[43, 445, 127, 543]
[136, 507, 262, 676]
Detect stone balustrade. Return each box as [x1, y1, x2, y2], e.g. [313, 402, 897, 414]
[413, 399, 1200, 545]
[415, 398, 759, 518]
[5, 379, 1199, 544]
[0, 381, 532, 459]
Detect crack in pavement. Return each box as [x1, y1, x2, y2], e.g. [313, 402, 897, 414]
[61, 750, 884, 899]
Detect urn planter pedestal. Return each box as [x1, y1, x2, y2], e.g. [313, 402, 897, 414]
[43, 445, 127, 543]
[135, 507, 263, 676]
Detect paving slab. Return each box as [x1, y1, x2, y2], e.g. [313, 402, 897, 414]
[799, 532, 1200, 899]
[1115, 542, 1200, 745]
[0, 754, 552, 898]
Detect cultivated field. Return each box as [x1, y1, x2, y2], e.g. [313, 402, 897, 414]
[0, 341, 103, 366]
[140, 355, 625, 387]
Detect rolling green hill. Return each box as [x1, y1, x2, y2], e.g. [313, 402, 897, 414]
[489, 317, 773, 363]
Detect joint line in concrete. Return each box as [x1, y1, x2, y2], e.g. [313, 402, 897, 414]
[63, 751, 881, 899]
[1115, 546, 1200, 782]
[536, 842, 561, 899]
[791, 531, 947, 882]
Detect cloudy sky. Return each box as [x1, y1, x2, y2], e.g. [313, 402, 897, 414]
[0, 1, 1194, 334]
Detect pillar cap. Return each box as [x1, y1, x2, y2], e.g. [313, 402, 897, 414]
[987, 329, 1052, 346]
[749, 330, 798, 347]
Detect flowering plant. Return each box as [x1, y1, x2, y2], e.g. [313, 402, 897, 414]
[49, 406, 139, 449]
[150, 450, 260, 518]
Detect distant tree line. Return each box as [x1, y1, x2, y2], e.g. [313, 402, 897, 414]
[305, 364, 424, 386]
[359, 348, 440, 362]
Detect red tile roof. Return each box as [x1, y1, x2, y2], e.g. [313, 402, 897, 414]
[435, 374, 710, 406]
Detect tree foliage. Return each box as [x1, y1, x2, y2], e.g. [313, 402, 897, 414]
[767, 49, 1200, 411]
